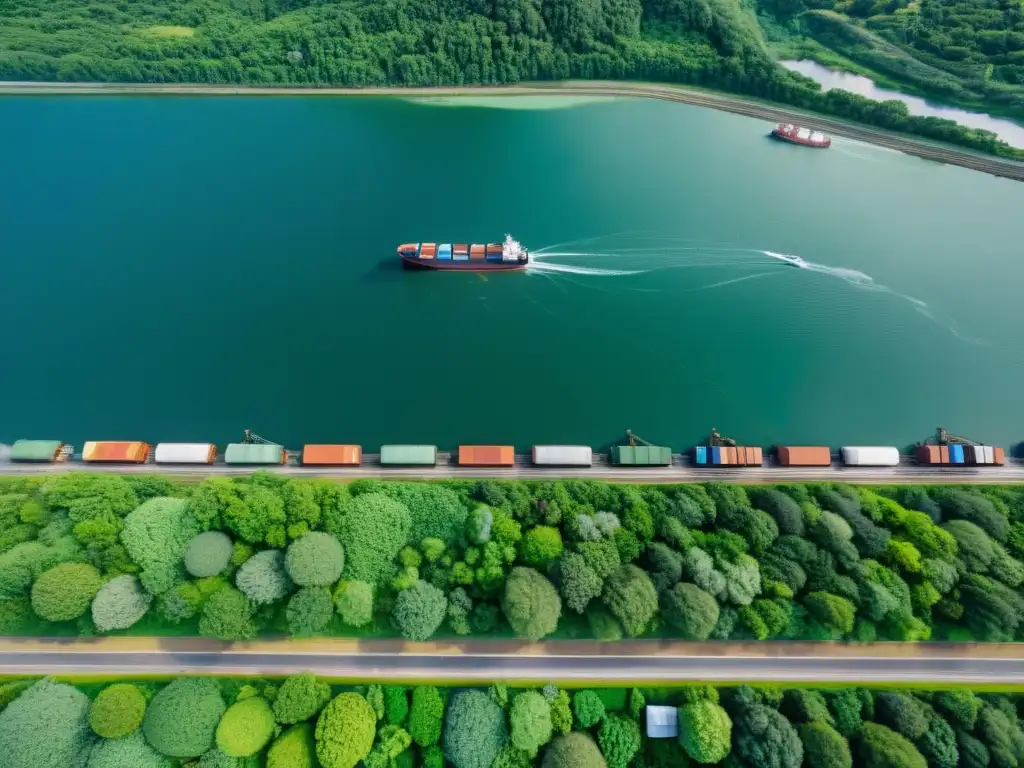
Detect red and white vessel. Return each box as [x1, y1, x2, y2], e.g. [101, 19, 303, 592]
[771, 123, 831, 149]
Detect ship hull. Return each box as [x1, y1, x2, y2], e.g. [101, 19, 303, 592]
[770, 130, 831, 149]
[400, 255, 527, 271]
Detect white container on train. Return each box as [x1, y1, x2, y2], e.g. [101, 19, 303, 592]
[841, 446, 900, 467]
[970, 445, 995, 465]
[532, 445, 593, 467]
[154, 443, 217, 464]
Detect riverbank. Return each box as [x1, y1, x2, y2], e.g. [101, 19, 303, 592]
[4, 79, 1024, 181]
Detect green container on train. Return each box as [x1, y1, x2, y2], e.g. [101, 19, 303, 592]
[10, 439, 66, 462]
[379, 444, 437, 466]
[610, 445, 672, 466]
[224, 443, 286, 465]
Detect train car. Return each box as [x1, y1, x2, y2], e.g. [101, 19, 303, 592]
[694, 446, 763, 466]
[458, 445, 515, 467]
[82, 441, 151, 463]
[532, 445, 592, 467]
[224, 443, 287, 465]
[841, 446, 900, 467]
[301, 445, 362, 466]
[379, 445, 437, 466]
[10, 439, 70, 463]
[776, 446, 832, 467]
[154, 443, 217, 464]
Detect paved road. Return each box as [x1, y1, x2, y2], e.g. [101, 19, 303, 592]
[5, 638, 1024, 684]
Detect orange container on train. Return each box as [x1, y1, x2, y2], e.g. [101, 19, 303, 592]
[777, 446, 832, 467]
[301, 445, 362, 466]
[82, 441, 151, 463]
[741, 447, 764, 466]
[458, 445, 515, 466]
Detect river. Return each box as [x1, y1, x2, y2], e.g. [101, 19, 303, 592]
[782, 59, 1024, 149]
[0, 95, 1022, 453]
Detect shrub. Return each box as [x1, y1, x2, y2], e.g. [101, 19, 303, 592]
[502, 567, 562, 641]
[557, 552, 603, 614]
[286, 586, 334, 637]
[285, 532, 345, 587]
[120, 497, 199, 595]
[273, 673, 331, 725]
[333, 580, 373, 627]
[91, 574, 152, 632]
[216, 696, 275, 757]
[86, 730, 174, 768]
[392, 580, 447, 641]
[522, 526, 564, 569]
[732, 702, 803, 768]
[573, 690, 606, 729]
[31, 562, 102, 621]
[0, 677, 95, 768]
[198, 587, 257, 641]
[374, 483, 468, 545]
[601, 565, 658, 638]
[679, 699, 732, 764]
[444, 690, 508, 768]
[509, 691, 552, 758]
[661, 581, 719, 640]
[142, 677, 226, 758]
[409, 685, 444, 747]
[541, 732, 606, 768]
[934, 689, 981, 731]
[799, 721, 852, 768]
[235, 550, 292, 606]
[875, 692, 928, 741]
[314, 693, 376, 768]
[267, 722, 316, 768]
[90, 683, 146, 738]
[333, 493, 412, 587]
[385, 686, 409, 726]
[857, 722, 926, 768]
[184, 532, 233, 578]
[598, 715, 641, 768]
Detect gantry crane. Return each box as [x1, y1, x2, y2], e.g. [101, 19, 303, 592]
[707, 428, 737, 447]
[922, 427, 979, 447]
[241, 429, 276, 445]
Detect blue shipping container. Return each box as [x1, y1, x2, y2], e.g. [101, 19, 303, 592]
[950, 444, 965, 464]
[436, 248, 452, 261]
[486, 252, 502, 262]
[453, 253, 469, 261]
[695, 446, 707, 465]
[711, 446, 722, 465]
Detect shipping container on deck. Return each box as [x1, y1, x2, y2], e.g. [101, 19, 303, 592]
[380, 445, 437, 466]
[83, 441, 151, 463]
[840, 446, 900, 467]
[420, 244, 437, 259]
[224, 443, 287, 465]
[468, 245, 485, 261]
[458, 446, 515, 467]
[10, 439, 68, 462]
[301, 445, 362, 466]
[694, 446, 708, 465]
[949, 444, 965, 465]
[532, 445, 592, 467]
[777, 446, 832, 467]
[454, 244, 469, 257]
[154, 443, 217, 464]
[485, 243, 503, 255]
[611, 445, 672, 466]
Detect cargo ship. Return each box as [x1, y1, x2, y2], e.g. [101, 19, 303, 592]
[770, 123, 831, 149]
[398, 234, 529, 271]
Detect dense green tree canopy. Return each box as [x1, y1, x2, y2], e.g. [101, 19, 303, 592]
[444, 690, 508, 768]
[216, 696, 276, 757]
[184, 532, 234, 578]
[31, 562, 102, 621]
[285, 532, 345, 587]
[91, 574, 152, 631]
[273, 672, 332, 725]
[90, 683, 147, 739]
[503, 567, 562, 641]
[142, 677, 226, 759]
[314, 693, 376, 768]
[541, 732, 606, 768]
[0, 678, 95, 768]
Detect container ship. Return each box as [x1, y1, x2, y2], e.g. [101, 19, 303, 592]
[771, 123, 831, 149]
[398, 234, 529, 271]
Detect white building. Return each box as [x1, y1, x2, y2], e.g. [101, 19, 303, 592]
[645, 705, 679, 739]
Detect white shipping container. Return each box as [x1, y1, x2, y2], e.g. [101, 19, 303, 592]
[532, 445, 592, 466]
[154, 443, 216, 464]
[980, 445, 994, 465]
[841, 446, 900, 467]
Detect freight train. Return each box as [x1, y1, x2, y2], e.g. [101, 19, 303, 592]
[3, 428, 1008, 469]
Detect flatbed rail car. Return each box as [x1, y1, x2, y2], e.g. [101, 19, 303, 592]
[154, 443, 217, 464]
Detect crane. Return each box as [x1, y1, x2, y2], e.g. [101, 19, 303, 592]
[707, 428, 737, 447]
[625, 430, 657, 447]
[932, 427, 979, 447]
[241, 429, 276, 445]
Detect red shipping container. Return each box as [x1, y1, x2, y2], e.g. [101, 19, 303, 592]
[83, 441, 151, 463]
[459, 446, 515, 466]
[994, 447, 1006, 466]
[777, 446, 831, 467]
[916, 445, 940, 465]
[302, 445, 362, 466]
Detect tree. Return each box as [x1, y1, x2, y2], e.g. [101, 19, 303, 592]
[444, 690, 508, 768]
[601, 565, 657, 638]
[373, 483, 468, 545]
[0, 678, 95, 768]
[874, 693, 928, 741]
[510, 691, 553, 758]
[827, 689, 865, 737]
[522, 526, 564, 569]
[934, 689, 981, 731]
[120, 497, 199, 595]
[956, 730, 990, 768]
[385, 686, 409, 726]
[86, 730, 173, 768]
[799, 721, 852, 768]
[502, 567, 562, 641]
[917, 714, 958, 768]
[598, 715, 641, 768]
[216, 696, 275, 757]
[976, 704, 1024, 768]
[804, 592, 855, 636]
[235, 549, 292, 606]
[942, 520, 995, 572]
[267, 723, 315, 768]
[573, 689, 606, 729]
[332, 493, 412, 587]
[645, 542, 683, 592]
[542, 732, 606, 768]
[285, 532, 345, 587]
[392, 580, 447, 641]
[142, 677, 225, 759]
[679, 699, 732, 764]
[409, 685, 444, 747]
[287, 586, 334, 637]
[184, 532, 234, 578]
[749, 488, 805, 536]
[661, 582, 719, 640]
[314, 693, 376, 768]
[269, 673, 330, 726]
[577, 540, 620, 579]
[31, 561, 102, 622]
[857, 722, 926, 768]
[333, 580, 373, 627]
[731, 702, 803, 768]
[91, 574, 152, 631]
[198, 587, 257, 641]
[90, 682, 146, 738]
[225, 487, 286, 546]
[558, 552, 603, 614]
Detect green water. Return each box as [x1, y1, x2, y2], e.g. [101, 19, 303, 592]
[1, 95, 1022, 452]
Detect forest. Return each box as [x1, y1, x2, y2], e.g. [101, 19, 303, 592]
[0, 0, 1022, 160]
[2, 672, 1024, 768]
[2, 474, 1024, 646]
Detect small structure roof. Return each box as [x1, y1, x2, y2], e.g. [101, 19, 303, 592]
[645, 705, 678, 739]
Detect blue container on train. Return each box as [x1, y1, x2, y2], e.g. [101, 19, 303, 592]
[437, 244, 453, 260]
[710, 446, 722, 465]
[694, 446, 707, 465]
[949, 444, 965, 464]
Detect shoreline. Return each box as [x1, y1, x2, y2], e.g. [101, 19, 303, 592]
[3, 79, 1024, 181]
